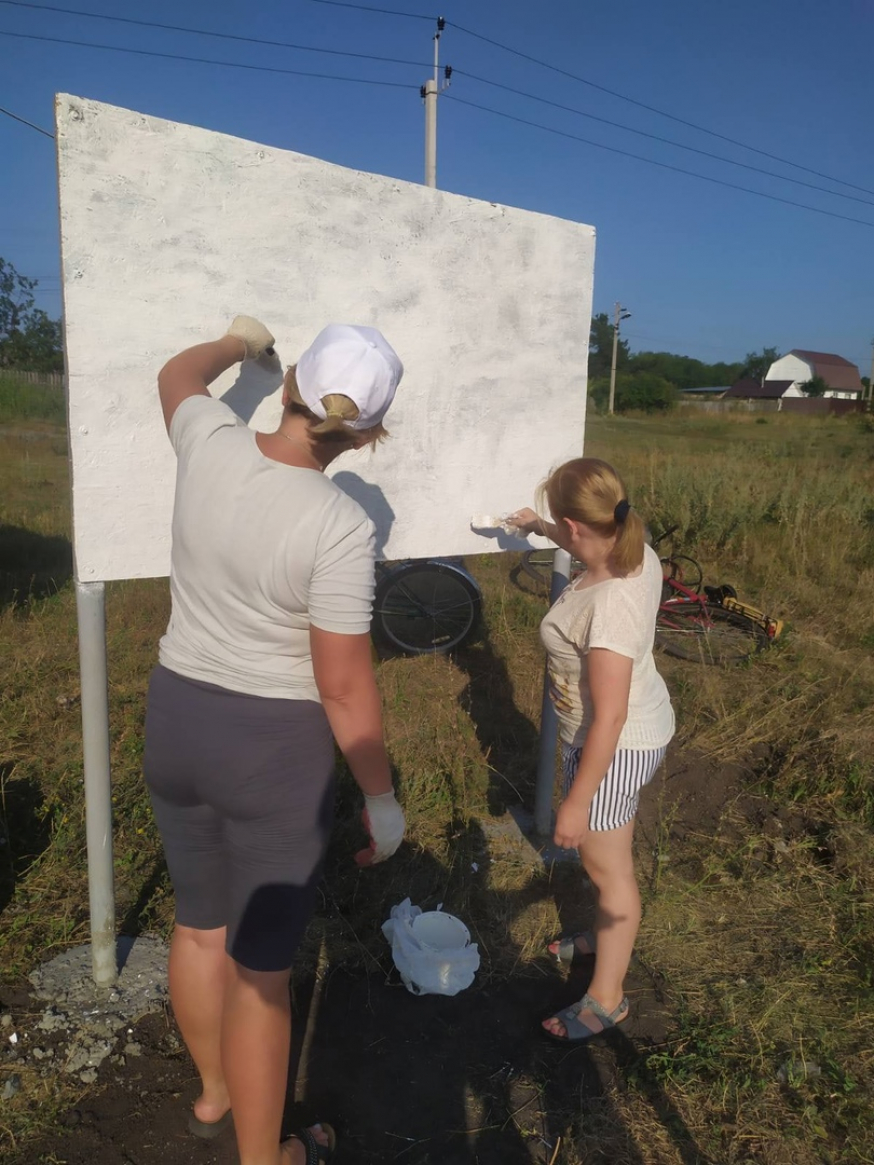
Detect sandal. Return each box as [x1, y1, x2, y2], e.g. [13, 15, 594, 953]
[542, 992, 629, 1043]
[283, 1122, 337, 1164]
[548, 930, 596, 967]
[188, 1107, 233, 1139]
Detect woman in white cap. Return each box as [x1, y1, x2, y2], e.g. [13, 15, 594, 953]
[143, 316, 405, 1165]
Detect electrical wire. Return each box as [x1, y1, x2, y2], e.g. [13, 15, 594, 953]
[0, 29, 418, 87]
[0, 0, 430, 68]
[458, 72, 874, 209]
[299, 0, 874, 200]
[448, 21, 874, 199]
[444, 94, 874, 230]
[305, 0, 434, 20]
[0, 102, 53, 137]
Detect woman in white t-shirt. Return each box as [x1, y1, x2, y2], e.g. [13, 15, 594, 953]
[144, 316, 405, 1165]
[511, 458, 674, 1043]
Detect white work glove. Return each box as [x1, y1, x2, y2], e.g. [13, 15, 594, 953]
[225, 314, 275, 360]
[354, 791, 406, 867]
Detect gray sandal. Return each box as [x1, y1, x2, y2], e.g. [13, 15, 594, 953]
[543, 992, 629, 1043]
[549, 930, 596, 966]
[188, 1108, 233, 1139]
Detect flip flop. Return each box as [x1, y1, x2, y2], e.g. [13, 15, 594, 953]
[542, 992, 629, 1043]
[283, 1121, 337, 1163]
[188, 1107, 233, 1139]
[548, 930, 596, 966]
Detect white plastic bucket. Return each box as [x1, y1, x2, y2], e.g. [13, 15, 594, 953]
[410, 911, 471, 951]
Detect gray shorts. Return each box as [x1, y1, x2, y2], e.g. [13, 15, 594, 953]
[143, 665, 335, 972]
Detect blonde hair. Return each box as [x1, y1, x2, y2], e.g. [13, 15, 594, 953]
[283, 367, 388, 447]
[540, 457, 645, 575]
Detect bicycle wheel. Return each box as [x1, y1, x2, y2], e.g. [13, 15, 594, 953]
[656, 601, 771, 665]
[372, 560, 482, 655]
[661, 554, 703, 592]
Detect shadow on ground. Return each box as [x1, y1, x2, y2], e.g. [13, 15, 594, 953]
[0, 767, 53, 918]
[0, 523, 72, 609]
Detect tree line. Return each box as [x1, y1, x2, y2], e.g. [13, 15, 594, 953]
[588, 312, 784, 413]
[0, 258, 64, 374]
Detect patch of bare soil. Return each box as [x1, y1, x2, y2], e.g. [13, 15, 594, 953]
[5, 746, 751, 1165]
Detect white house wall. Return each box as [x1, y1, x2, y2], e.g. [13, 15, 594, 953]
[766, 354, 812, 386]
[56, 96, 595, 583]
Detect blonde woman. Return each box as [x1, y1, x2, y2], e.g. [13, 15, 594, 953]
[144, 318, 405, 1164]
[511, 458, 674, 1042]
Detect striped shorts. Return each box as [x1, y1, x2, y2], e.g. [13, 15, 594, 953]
[561, 743, 667, 832]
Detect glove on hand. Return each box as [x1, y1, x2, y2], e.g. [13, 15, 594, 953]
[225, 315, 275, 360]
[354, 790, 406, 867]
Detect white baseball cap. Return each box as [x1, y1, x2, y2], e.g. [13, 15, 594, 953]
[295, 324, 403, 431]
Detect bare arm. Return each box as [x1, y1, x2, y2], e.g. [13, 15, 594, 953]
[157, 316, 275, 430]
[157, 336, 246, 431]
[553, 647, 632, 849]
[309, 626, 393, 796]
[510, 507, 574, 554]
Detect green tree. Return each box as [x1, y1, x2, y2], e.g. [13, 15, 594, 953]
[589, 371, 676, 413]
[588, 311, 629, 380]
[0, 257, 63, 372]
[741, 346, 780, 385]
[801, 374, 829, 398]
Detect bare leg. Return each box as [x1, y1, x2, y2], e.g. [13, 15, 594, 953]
[168, 923, 230, 1123]
[543, 818, 637, 1038]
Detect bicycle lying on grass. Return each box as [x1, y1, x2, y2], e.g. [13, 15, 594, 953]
[520, 528, 783, 666]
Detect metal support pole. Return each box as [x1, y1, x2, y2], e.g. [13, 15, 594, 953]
[424, 78, 438, 188]
[75, 580, 117, 987]
[533, 548, 572, 837]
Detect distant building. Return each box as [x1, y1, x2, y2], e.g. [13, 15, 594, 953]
[765, 350, 863, 399]
[677, 385, 730, 399]
[723, 378, 796, 400]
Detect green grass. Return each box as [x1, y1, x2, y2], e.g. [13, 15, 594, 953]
[1, 408, 873, 1163]
[0, 376, 66, 425]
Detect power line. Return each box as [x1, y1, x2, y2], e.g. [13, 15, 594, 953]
[448, 21, 874, 200]
[0, 29, 418, 88]
[0, 102, 53, 137]
[444, 94, 874, 230]
[305, 0, 434, 19]
[8, 0, 869, 211]
[458, 72, 874, 210]
[302, 0, 874, 199]
[0, 0, 430, 68]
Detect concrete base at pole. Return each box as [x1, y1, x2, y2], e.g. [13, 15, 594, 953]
[20, 936, 169, 1085]
[480, 807, 580, 868]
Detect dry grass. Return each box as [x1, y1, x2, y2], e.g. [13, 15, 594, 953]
[1, 410, 873, 1162]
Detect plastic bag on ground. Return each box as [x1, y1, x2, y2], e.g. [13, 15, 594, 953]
[381, 898, 480, 996]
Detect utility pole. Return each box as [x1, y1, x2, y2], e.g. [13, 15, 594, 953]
[868, 338, 874, 403]
[607, 301, 631, 415]
[421, 17, 451, 188]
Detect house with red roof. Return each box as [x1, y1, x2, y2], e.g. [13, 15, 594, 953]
[764, 350, 863, 399]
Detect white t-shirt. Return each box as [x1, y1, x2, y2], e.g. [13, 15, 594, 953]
[539, 544, 674, 751]
[158, 395, 376, 701]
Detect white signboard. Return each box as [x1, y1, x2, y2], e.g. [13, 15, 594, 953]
[56, 95, 595, 581]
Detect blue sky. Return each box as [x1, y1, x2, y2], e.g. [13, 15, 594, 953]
[1, 0, 872, 372]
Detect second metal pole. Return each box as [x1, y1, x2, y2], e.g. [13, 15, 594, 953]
[533, 548, 572, 837]
[75, 580, 117, 987]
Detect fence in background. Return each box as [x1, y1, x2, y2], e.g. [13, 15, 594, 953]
[677, 398, 866, 416]
[0, 369, 64, 389]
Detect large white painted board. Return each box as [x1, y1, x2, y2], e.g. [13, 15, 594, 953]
[56, 95, 594, 581]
